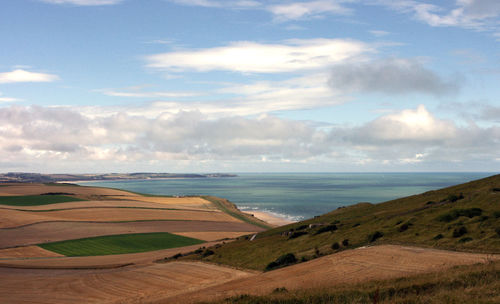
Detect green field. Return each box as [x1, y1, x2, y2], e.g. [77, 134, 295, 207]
[185, 174, 500, 270]
[39, 232, 204, 256]
[0, 195, 85, 206]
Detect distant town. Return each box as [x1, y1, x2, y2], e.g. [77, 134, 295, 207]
[0, 172, 237, 183]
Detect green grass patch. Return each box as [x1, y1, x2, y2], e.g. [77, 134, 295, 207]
[0, 195, 85, 206]
[39, 232, 204, 256]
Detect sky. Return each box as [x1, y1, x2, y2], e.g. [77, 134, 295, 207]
[0, 0, 500, 173]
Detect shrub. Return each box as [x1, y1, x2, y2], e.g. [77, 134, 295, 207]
[495, 227, 500, 237]
[331, 242, 340, 250]
[433, 234, 443, 240]
[352, 223, 360, 228]
[437, 208, 483, 222]
[265, 253, 297, 271]
[172, 253, 183, 259]
[399, 223, 409, 232]
[202, 249, 214, 257]
[369, 231, 384, 243]
[458, 237, 473, 243]
[296, 224, 308, 230]
[272, 287, 288, 293]
[314, 224, 338, 235]
[288, 231, 308, 239]
[426, 201, 436, 205]
[447, 193, 464, 202]
[342, 239, 349, 246]
[494, 211, 500, 219]
[453, 226, 468, 238]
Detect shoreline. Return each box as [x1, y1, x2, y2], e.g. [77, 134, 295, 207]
[243, 210, 295, 227]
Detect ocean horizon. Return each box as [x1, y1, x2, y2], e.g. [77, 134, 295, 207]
[79, 172, 494, 222]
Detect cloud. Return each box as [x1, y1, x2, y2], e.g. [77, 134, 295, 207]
[40, 0, 123, 5]
[1, 104, 499, 172]
[343, 105, 457, 144]
[0, 92, 21, 103]
[0, 69, 59, 84]
[376, 0, 500, 31]
[267, 0, 353, 21]
[328, 58, 461, 96]
[146, 39, 371, 73]
[169, 0, 260, 8]
[98, 89, 201, 98]
[369, 30, 390, 37]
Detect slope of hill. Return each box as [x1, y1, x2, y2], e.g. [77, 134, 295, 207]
[184, 174, 500, 271]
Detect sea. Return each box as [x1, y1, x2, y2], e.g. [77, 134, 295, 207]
[79, 172, 494, 222]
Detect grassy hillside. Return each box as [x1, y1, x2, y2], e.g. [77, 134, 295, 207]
[184, 174, 500, 271]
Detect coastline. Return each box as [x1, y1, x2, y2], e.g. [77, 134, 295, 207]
[244, 210, 295, 227]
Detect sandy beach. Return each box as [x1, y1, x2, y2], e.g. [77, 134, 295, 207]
[245, 210, 294, 227]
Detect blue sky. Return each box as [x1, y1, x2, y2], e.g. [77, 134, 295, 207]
[0, 0, 499, 173]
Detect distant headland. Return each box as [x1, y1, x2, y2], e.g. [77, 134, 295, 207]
[0, 172, 237, 183]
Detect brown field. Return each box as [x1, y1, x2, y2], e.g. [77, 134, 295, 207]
[0, 261, 252, 304]
[0, 207, 240, 228]
[0, 246, 63, 259]
[0, 183, 137, 198]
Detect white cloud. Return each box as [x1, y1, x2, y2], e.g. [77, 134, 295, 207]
[347, 105, 457, 143]
[268, 0, 352, 21]
[369, 30, 390, 37]
[169, 0, 260, 8]
[376, 0, 500, 31]
[0, 92, 21, 103]
[146, 39, 371, 73]
[0, 69, 59, 84]
[41, 0, 122, 5]
[328, 58, 461, 96]
[99, 89, 201, 98]
[0, 104, 499, 171]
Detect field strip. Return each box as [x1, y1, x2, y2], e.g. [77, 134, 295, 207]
[0, 207, 241, 229]
[38, 232, 205, 257]
[0, 241, 223, 267]
[161, 244, 500, 303]
[0, 261, 253, 304]
[0, 220, 265, 248]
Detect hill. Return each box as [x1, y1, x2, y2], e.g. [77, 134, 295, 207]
[180, 174, 500, 271]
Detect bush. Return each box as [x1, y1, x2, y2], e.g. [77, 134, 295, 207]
[172, 253, 183, 259]
[494, 211, 500, 219]
[314, 224, 338, 235]
[331, 242, 340, 250]
[288, 231, 308, 239]
[453, 226, 468, 238]
[342, 239, 349, 246]
[202, 249, 214, 257]
[369, 231, 384, 243]
[447, 193, 464, 202]
[495, 227, 500, 237]
[265, 253, 297, 271]
[437, 208, 483, 222]
[399, 223, 409, 232]
[458, 237, 473, 243]
[352, 223, 360, 228]
[433, 234, 444, 240]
